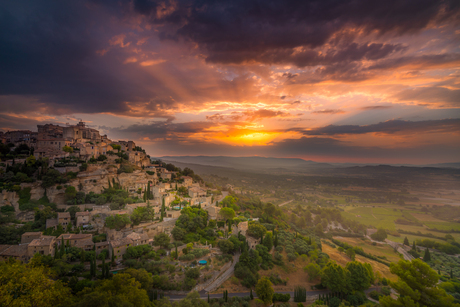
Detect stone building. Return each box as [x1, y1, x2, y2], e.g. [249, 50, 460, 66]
[75, 211, 90, 227]
[0, 245, 29, 262]
[28, 236, 56, 257]
[126, 232, 149, 246]
[63, 121, 101, 142]
[21, 232, 43, 244]
[57, 234, 92, 247]
[110, 237, 134, 260]
[58, 212, 71, 227]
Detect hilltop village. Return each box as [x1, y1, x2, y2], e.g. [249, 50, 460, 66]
[0, 122, 250, 261]
[1, 122, 459, 306]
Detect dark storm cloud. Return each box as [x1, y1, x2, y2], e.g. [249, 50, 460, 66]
[0, 1, 177, 116]
[114, 121, 215, 139]
[134, 0, 460, 66]
[301, 118, 460, 136]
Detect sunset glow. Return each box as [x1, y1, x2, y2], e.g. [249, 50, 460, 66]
[0, 0, 459, 163]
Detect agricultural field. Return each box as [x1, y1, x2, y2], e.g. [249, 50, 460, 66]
[322, 243, 397, 282]
[429, 252, 460, 279]
[341, 206, 403, 230]
[424, 222, 460, 232]
[332, 237, 402, 263]
[387, 234, 446, 245]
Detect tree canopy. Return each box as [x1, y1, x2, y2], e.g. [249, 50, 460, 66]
[380, 259, 458, 307]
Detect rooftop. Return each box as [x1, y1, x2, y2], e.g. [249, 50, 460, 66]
[0, 244, 28, 257]
[58, 212, 71, 218]
[29, 236, 56, 247]
[110, 237, 133, 248]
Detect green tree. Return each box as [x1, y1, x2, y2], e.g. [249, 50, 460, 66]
[315, 223, 323, 236]
[247, 222, 267, 239]
[370, 228, 387, 242]
[0, 260, 72, 306]
[304, 263, 321, 281]
[153, 233, 170, 248]
[217, 239, 235, 254]
[175, 291, 209, 307]
[321, 262, 348, 293]
[255, 276, 274, 305]
[26, 155, 36, 167]
[404, 237, 410, 246]
[75, 273, 151, 307]
[263, 232, 274, 250]
[63, 145, 73, 153]
[64, 186, 77, 202]
[346, 261, 372, 291]
[346, 248, 356, 261]
[123, 268, 153, 291]
[219, 207, 236, 220]
[379, 259, 458, 307]
[423, 248, 431, 262]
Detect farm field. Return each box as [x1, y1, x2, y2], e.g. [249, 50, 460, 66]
[322, 243, 397, 282]
[331, 237, 401, 263]
[387, 234, 446, 245]
[424, 221, 460, 231]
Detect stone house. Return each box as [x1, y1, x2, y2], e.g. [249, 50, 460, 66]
[21, 232, 43, 244]
[126, 232, 149, 246]
[57, 234, 92, 247]
[77, 142, 113, 159]
[63, 121, 101, 142]
[58, 212, 71, 227]
[46, 218, 59, 230]
[28, 236, 56, 257]
[74, 239, 95, 251]
[205, 206, 220, 220]
[165, 210, 181, 219]
[188, 187, 207, 198]
[181, 176, 193, 187]
[0, 245, 29, 262]
[109, 237, 133, 260]
[95, 241, 110, 256]
[237, 221, 249, 236]
[75, 211, 90, 227]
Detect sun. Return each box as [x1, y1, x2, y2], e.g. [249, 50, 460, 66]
[214, 131, 280, 146]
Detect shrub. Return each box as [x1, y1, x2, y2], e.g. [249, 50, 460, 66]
[369, 290, 381, 300]
[272, 293, 290, 302]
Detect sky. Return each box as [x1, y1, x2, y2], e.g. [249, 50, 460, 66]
[0, 0, 460, 164]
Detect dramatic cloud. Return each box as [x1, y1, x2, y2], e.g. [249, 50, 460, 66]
[0, 0, 459, 163]
[302, 119, 460, 136]
[134, 0, 459, 65]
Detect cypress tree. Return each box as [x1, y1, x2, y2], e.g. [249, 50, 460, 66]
[81, 249, 85, 264]
[403, 237, 410, 246]
[111, 248, 115, 264]
[423, 248, 431, 262]
[54, 243, 58, 259]
[451, 269, 453, 279]
[250, 289, 253, 300]
[60, 237, 65, 257]
[412, 241, 416, 251]
[102, 257, 106, 278]
[208, 293, 210, 303]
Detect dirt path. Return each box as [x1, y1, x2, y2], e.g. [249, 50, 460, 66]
[279, 200, 293, 207]
[203, 253, 240, 292]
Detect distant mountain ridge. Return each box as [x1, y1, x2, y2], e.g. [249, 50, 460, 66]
[158, 156, 460, 171]
[159, 155, 332, 172]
